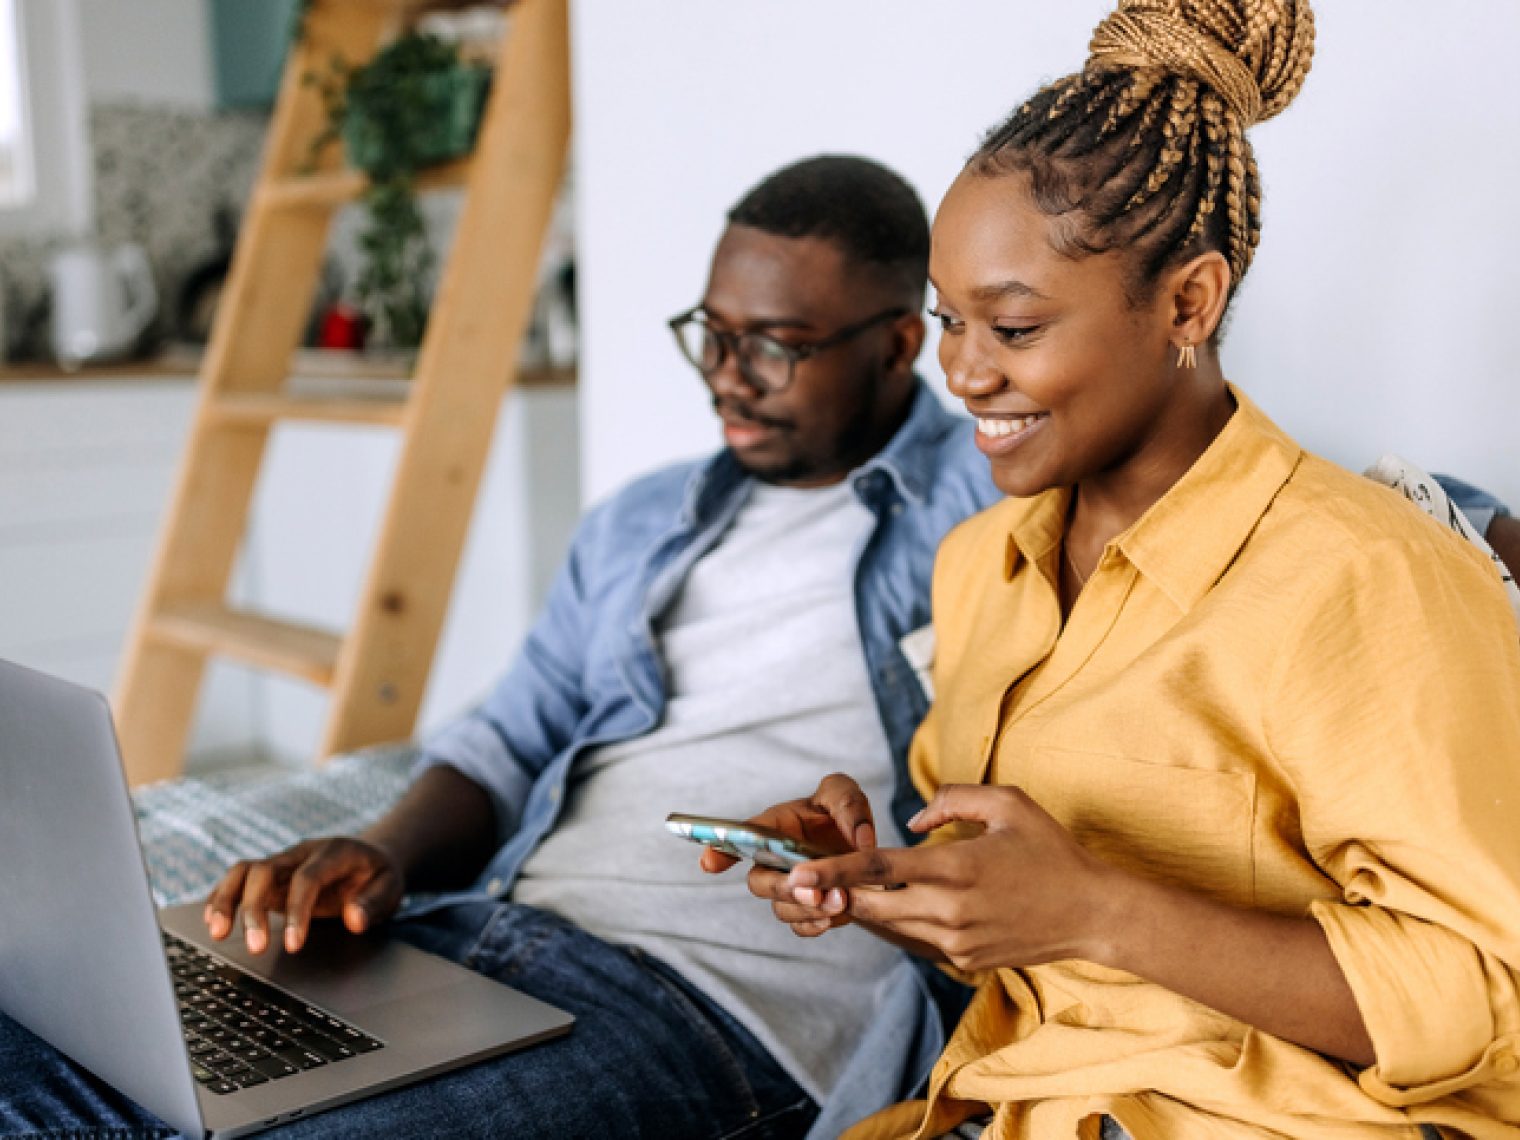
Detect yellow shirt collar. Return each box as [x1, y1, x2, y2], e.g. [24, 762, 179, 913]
[1001, 384, 1302, 613]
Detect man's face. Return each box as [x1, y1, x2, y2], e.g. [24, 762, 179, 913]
[693, 224, 917, 487]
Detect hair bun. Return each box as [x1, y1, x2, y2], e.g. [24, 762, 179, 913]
[1087, 0, 1315, 127]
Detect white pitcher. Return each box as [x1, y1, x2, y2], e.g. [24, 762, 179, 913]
[48, 243, 158, 369]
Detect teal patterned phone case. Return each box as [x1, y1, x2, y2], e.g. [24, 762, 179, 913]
[664, 814, 822, 870]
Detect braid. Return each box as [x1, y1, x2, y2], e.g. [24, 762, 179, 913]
[1187, 92, 1227, 248]
[972, 0, 1314, 307]
[1221, 111, 1253, 284]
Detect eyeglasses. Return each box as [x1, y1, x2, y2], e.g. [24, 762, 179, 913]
[667, 306, 906, 393]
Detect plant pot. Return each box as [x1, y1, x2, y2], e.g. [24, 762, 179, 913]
[342, 63, 492, 176]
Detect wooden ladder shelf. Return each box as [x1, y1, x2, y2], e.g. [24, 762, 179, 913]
[113, 0, 571, 786]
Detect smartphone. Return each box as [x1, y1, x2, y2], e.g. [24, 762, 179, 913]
[665, 813, 829, 871]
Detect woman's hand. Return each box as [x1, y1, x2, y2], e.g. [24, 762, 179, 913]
[698, 772, 879, 937]
[786, 783, 1120, 973]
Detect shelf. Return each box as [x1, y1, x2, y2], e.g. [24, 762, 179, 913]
[1, 348, 574, 392]
[260, 158, 473, 210]
[0, 348, 202, 385]
[287, 349, 574, 388]
[208, 391, 410, 428]
[148, 602, 342, 687]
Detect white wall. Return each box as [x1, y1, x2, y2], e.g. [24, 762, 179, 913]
[573, 1, 1518, 511]
[1237, 4, 1519, 502]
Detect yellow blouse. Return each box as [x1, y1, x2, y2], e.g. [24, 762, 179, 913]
[858, 389, 1520, 1140]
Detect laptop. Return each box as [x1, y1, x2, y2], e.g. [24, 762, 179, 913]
[0, 658, 574, 1139]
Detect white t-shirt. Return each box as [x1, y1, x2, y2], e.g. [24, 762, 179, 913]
[513, 480, 904, 1101]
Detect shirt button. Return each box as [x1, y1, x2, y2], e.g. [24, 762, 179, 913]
[485, 878, 504, 895]
[890, 503, 903, 517]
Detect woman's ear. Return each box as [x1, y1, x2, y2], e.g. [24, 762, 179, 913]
[1165, 251, 1231, 349]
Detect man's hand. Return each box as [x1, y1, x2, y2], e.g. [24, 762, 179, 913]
[783, 784, 1118, 973]
[203, 838, 405, 956]
[698, 772, 878, 937]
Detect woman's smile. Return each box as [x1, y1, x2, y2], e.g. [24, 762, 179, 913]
[971, 411, 1049, 457]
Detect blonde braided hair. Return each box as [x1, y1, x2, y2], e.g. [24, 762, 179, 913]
[973, 0, 1314, 303]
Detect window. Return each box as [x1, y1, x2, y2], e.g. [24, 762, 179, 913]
[0, 0, 33, 208]
[0, 0, 89, 236]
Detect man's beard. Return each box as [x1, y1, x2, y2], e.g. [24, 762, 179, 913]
[717, 398, 879, 487]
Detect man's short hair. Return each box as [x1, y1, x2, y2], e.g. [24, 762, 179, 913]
[727, 155, 929, 304]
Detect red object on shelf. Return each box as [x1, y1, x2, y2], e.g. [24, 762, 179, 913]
[317, 303, 367, 350]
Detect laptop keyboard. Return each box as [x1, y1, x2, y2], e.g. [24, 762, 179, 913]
[163, 932, 385, 1096]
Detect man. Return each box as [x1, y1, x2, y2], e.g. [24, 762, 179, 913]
[0, 155, 999, 1139]
[1492, 513, 1520, 581]
[1443, 476, 1519, 586]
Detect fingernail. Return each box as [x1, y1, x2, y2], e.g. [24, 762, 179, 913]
[825, 889, 846, 912]
[788, 867, 818, 888]
[855, 822, 876, 850]
[285, 926, 300, 953]
[906, 809, 925, 829]
[246, 928, 266, 954]
[793, 887, 821, 907]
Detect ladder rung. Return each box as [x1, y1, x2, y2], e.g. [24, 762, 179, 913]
[149, 603, 342, 687]
[208, 392, 410, 428]
[261, 158, 473, 210]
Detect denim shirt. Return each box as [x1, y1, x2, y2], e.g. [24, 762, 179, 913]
[406, 380, 999, 1136]
[1435, 473, 1511, 534]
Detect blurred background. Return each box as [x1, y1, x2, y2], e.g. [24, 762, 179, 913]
[2, 0, 1515, 773]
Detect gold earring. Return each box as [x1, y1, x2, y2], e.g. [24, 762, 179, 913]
[1176, 342, 1197, 369]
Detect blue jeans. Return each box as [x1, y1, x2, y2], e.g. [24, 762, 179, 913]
[0, 901, 816, 1139]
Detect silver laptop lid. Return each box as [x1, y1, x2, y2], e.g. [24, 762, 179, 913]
[0, 658, 204, 1139]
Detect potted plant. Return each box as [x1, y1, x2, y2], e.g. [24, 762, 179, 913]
[308, 31, 492, 349]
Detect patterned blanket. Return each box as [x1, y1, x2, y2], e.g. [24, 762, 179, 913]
[132, 744, 417, 907]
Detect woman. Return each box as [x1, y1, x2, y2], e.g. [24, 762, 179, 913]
[708, 1, 1520, 1137]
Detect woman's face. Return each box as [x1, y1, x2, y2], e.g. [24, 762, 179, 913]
[930, 169, 1193, 500]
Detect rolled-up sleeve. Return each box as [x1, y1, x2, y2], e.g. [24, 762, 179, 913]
[413, 715, 537, 847]
[1313, 900, 1520, 1099]
[1268, 530, 1520, 1101]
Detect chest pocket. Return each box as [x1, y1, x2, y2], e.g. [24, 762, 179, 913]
[1020, 746, 1257, 907]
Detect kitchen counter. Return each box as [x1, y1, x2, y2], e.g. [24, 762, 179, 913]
[0, 347, 575, 388]
[0, 348, 202, 384]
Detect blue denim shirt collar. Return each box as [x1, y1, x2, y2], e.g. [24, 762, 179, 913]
[852, 381, 949, 508]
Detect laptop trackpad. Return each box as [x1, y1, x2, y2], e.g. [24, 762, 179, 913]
[158, 902, 572, 1056]
[159, 904, 467, 1014]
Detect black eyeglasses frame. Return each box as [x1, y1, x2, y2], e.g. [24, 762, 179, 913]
[667, 305, 908, 393]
